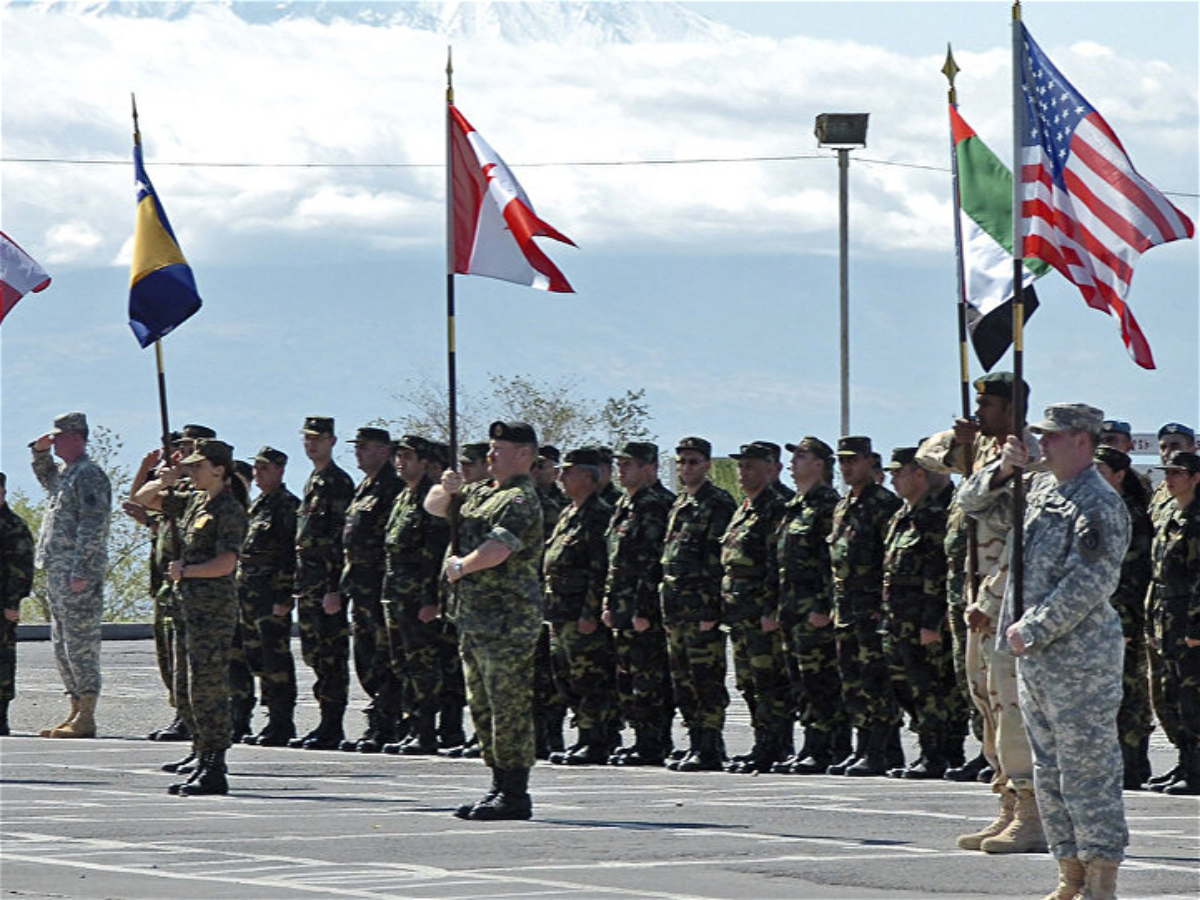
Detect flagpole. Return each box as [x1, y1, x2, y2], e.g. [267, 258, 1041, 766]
[1009, 2, 1026, 620]
[444, 48, 459, 468]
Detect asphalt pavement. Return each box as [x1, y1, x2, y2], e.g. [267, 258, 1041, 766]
[1, 637, 1197, 900]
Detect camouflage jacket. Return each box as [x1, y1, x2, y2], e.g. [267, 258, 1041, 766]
[543, 492, 611, 624]
[238, 485, 299, 595]
[536, 482, 569, 532]
[177, 489, 249, 608]
[881, 483, 952, 634]
[295, 462, 355, 598]
[383, 475, 449, 613]
[721, 487, 787, 624]
[31, 449, 112, 581]
[1110, 492, 1152, 640]
[828, 482, 902, 626]
[1150, 495, 1200, 642]
[660, 480, 736, 624]
[341, 464, 402, 598]
[944, 489, 970, 612]
[772, 481, 840, 623]
[605, 481, 675, 628]
[1, 504, 35, 611]
[961, 462, 1130, 665]
[453, 473, 544, 637]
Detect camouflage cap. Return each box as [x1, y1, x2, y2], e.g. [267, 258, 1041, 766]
[784, 436, 833, 461]
[1094, 446, 1131, 472]
[459, 442, 490, 463]
[349, 426, 391, 445]
[595, 446, 615, 464]
[1158, 450, 1200, 475]
[730, 440, 780, 462]
[233, 459, 254, 483]
[538, 445, 562, 464]
[181, 423, 217, 440]
[675, 436, 712, 459]
[1158, 422, 1195, 441]
[255, 445, 288, 467]
[429, 442, 450, 468]
[489, 421, 538, 446]
[562, 447, 603, 468]
[617, 440, 659, 464]
[300, 416, 334, 436]
[973, 371, 1030, 401]
[1030, 403, 1104, 436]
[395, 434, 432, 458]
[180, 438, 235, 469]
[884, 447, 920, 471]
[49, 411, 89, 435]
[836, 435, 873, 457]
[1100, 420, 1132, 436]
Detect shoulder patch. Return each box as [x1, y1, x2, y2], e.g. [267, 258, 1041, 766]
[1077, 519, 1103, 560]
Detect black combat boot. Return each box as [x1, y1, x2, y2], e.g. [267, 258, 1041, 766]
[846, 725, 891, 777]
[945, 751, 989, 782]
[827, 728, 866, 775]
[340, 709, 377, 752]
[741, 730, 786, 774]
[246, 702, 297, 747]
[902, 731, 948, 779]
[292, 703, 345, 750]
[230, 698, 255, 745]
[161, 747, 198, 773]
[148, 714, 189, 742]
[438, 697, 467, 751]
[668, 728, 700, 771]
[678, 728, 725, 772]
[564, 727, 611, 766]
[400, 706, 440, 756]
[469, 768, 533, 821]
[1163, 741, 1200, 796]
[790, 728, 833, 775]
[177, 749, 229, 796]
[455, 768, 500, 819]
[614, 724, 665, 767]
[360, 709, 398, 754]
[1134, 734, 1152, 787]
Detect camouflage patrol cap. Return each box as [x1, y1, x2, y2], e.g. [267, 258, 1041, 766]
[395, 434, 433, 458]
[489, 421, 538, 446]
[785, 436, 833, 461]
[300, 416, 334, 436]
[617, 441, 659, 464]
[49, 412, 89, 435]
[1100, 420, 1132, 437]
[884, 447, 920, 471]
[675, 436, 712, 459]
[730, 441, 779, 462]
[350, 426, 391, 445]
[1158, 423, 1195, 441]
[1094, 446, 1131, 472]
[459, 442, 490, 463]
[429, 442, 450, 468]
[562, 447, 603, 468]
[255, 446, 288, 467]
[836, 436, 872, 457]
[181, 423, 216, 440]
[1158, 450, 1200, 475]
[180, 438, 235, 469]
[538, 445, 562, 464]
[973, 372, 1030, 401]
[1030, 403, 1104, 436]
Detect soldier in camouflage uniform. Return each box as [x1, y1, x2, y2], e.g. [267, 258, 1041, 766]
[543, 448, 614, 765]
[942, 492, 978, 772]
[880, 447, 959, 779]
[1146, 450, 1200, 796]
[429, 421, 544, 821]
[766, 436, 844, 775]
[30, 412, 112, 739]
[289, 416, 356, 750]
[0, 472, 35, 736]
[660, 437, 736, 772]
[235, 447, 300, 747]
[532, 445, 569, 758]
[1093, 446, 1154, 788]
[380, 435, 451, 756]
[961, 404, 1131, 900]
[722, 441, 790, 773]
[827, 435, 902, 776]
[338, 426, 403, 753]
[604, 441, 676, 766]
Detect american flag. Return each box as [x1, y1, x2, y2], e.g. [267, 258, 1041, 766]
[1018, 22, 1193, 369]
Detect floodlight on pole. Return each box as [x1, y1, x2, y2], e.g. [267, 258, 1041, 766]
[816, 113, 869, 438]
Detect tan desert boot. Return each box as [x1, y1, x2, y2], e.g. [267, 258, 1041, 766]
[1082, 858, 1119, 900]
[956, 788, 1016, 851]
[50, 695, 97, 738]
[980, 788, 1049, 854]
[39, 696, 79, 737]
[1042, 857, 1085, 900]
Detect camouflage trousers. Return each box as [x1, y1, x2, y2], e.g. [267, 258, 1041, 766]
[459, 624, 539, 770]
[535, 622, 569, 726]
[665, 620, 728, 732]
[46, 570, 103, 698]
[385, 600, 458, 715]
[152, 590, 178, 707]
[230, 581, 298, 709]
[550, 619, 616, 732]
[174, 587, 238, 752]
[613, 625, 672, 728]
[1018, 654, 1128, 862]
[0, 617, 16, 702]
[782, 617, 844, 733]
[948, 601, 983, 741]
[966, 623, 1034, 790]
[349, 587, 403, 709]
[296, 594, 350, 707]
[1159, 603, 1200, 741]
[1117, 634, 1154, 748]
[729, 618, 792, 732]
[886, 624, 960, 735]
[835, 621, 897, 729]
[440, 620, 466, 706]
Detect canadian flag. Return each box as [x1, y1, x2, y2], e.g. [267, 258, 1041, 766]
[449, 105, 575, 292]
[0, 231, 51, 324]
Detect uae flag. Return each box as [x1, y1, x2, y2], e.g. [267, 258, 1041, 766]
[952, 105, 1048, 370]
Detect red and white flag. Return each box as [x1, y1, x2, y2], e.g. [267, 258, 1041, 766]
[448, 105, 575, 292]
[0, 231, 51, 324]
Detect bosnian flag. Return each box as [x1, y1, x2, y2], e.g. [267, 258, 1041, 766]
[0, 231, 51, 324]
[449, 105, 575, 292]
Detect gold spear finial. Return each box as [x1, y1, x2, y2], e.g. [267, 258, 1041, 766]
[942, 44, 959, 105]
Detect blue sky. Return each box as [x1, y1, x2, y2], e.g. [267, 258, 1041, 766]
[2, 0, 1196, 499]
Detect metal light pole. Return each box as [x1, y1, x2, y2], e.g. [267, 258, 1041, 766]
[815, 113, 869, 437]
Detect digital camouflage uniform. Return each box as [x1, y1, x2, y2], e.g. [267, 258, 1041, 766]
[543, 491, 612, 736]
[606, 480, 675, 756]
[453, 473, 544, 770]
[295, 461, 355, 706]
[233, 484, 299, 716]
[1, 501, 35, 707]
[32, 446, 112, 702]
[661, 480, 736, 736]
[962, 455, 1131, 863]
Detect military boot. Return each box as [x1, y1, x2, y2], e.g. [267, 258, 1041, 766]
[945, 751, 989, 782]
[246, 702, 296, 747]
[1147, 752, 1182, 791]
[1081, 858, 1119, 900]
[956, 788, 1017, 851]
[678, 728, 725, 772]
[0, 699, 9, 737]
[846, 725, 891, 777]
[294, 703, 345, 750]
[827, 728, 866, 775]
[149, 714, 189, 742]
[790, 728, 834, 775]
[614, 724, 665, 767]
[438, 698, 467, 751]
[360, 710, 398, 754]
[469, 768, 533, 821]
[230, 698, 254, 744]
[167, 758, 204, 795]
[1121, 740, 1144, 790]
[741, 730, 787, 774]
[400, 706, 440, 756]
[565, 727, 612, 766]
[980, 788, 1048, 853]
[1163, 740, 1200, 795]
[177, 749, 229, 796]
[340, 709, 378, 752]
[1042, 856, 1085, 900]
[455, 768, 500, 819]
[161, 747, 198, 773]
[40, 696, 79, 737]
[902, 731, 948, 780]
[1134, 733, 1152, 787]
[50, 694, 97, 738]
[774, 727, 811, 774]
[943, 732, 966, 769]
[727, 728, 764, 771]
